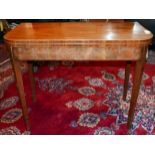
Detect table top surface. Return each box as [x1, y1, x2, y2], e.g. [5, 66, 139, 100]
[4, 22, 153, 44]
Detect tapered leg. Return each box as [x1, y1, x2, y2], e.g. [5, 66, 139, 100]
[28, 62, 36, 102]
[10, 50, 30, 131]
[127, 49, 146, 129]
[123, 61, 131, 101]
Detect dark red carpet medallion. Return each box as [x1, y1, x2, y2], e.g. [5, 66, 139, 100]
[0, 61, 155, 135]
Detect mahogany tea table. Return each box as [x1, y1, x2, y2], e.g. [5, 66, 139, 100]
[4, 22, 153, 132]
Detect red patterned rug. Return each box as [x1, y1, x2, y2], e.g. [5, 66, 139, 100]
[0, 61, 155, 135]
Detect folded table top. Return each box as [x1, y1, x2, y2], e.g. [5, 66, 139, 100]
[4, 22, 153, 46]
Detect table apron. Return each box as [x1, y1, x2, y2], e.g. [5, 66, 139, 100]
[12, 45, 144, 61]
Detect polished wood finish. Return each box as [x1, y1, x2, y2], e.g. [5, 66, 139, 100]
[4, 22, 153, 131]
[4, 22, 152, 61]
[127, 46, 147, 128]
[5, 22, 151, 41]
[9, 47, 30, 131]
[123, 61, 131, 100]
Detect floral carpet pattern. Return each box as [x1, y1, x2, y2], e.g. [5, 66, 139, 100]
[0, 61, 155, 135]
